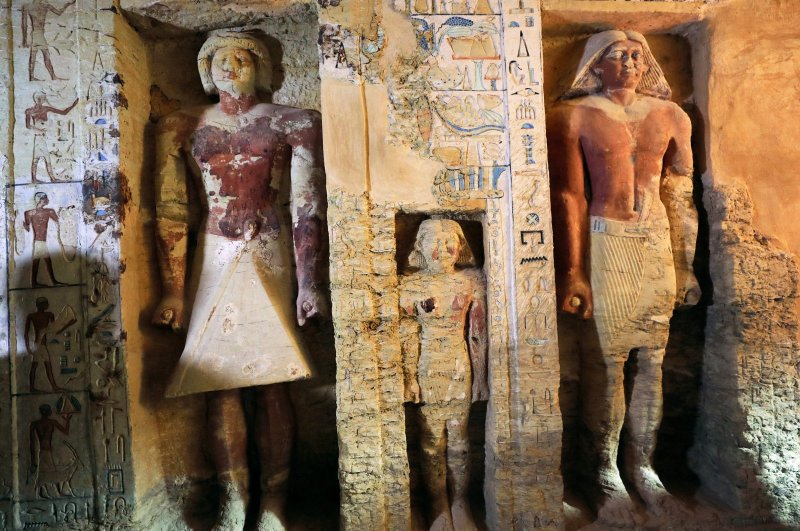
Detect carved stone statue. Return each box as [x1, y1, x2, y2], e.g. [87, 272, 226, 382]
[152, 30, 326, 531]
[547, 30, 700, 524]
[399, 219, 488, 531]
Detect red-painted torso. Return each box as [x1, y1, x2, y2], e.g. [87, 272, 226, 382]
[192, 117, 290, 239]
[571, 96, 679, 221]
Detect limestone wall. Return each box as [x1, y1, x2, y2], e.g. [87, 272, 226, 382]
[689, 0, 800, 523]
[0, 0, 798, 529]
[0, 0, 135, 527]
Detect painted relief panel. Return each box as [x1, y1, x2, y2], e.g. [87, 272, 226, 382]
[2, 1, 133, 528]
[13, 0, 79, 185]
[14, 392, 93, 501]
[10, 287, 86, 394]
[10, 184, 83, 289]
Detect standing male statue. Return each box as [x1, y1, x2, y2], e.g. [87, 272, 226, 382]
[547, 30, 700, 524]
[152, 30, 326, 531]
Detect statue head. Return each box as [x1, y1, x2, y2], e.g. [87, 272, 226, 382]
[34, 191, 48, 207]
[35, 297, 49, 311]
[198, 30, 272, 97]
[561, 30, 671, 100]
[408, 219, 475, 272]
[39, 404, 52, 417]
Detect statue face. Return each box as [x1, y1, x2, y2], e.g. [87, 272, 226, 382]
[418, 225, 462, 271]
[210, 46, 257, 96]
[593, 39, 649, 92]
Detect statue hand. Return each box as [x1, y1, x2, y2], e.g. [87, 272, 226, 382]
[472, 380, 489, 403]
[559, 272, 593, 319]
[297, 286, 329, 326]
[677, 271, 701, 308]
[405, 380, 421, 404]
[152, 296, 185, 332]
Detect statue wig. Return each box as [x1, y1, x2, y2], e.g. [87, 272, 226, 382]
[560, 29, 672, 101]
[197, 30, 272, 96]
[407, 219, 475, 270]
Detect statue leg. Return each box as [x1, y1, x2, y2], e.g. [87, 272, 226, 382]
[32, 258, 41, 287]
[30, 361, 40, 392]
[623, 347, 685, 519]
[207, 389, 249, 531]
[31, 155, 40, 183]
[581, 345, 637, 526]
[419, 406, 453, 531]
[254, 383, 293, 531]
[43, 258, 64, 285]
[445, 404, 477, 531]
[43, 360, 63, 391]
[41, 50, 63, 81]
[28, 49, 39, 81]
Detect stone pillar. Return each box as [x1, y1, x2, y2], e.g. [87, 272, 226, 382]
[1, 8, 12, 529]
[322, 0, 562, 528]
[1, 1, 134, 527]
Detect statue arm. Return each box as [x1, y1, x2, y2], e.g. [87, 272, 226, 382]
[287, 109, 328, 325]
[48, 99, 78, 116]
[24, 315, 33, 354]
[468, 277, 489, 402]
[661, 107, 700, 307]
[30, 425, 38, 464]
[50, 0, 75, 16]
[54, 416, 71, 435]
[547, 106, 592, 318]
[399, 290, 422, 403]
[152, 114, 192, 330]
[21, 7, 28, 47]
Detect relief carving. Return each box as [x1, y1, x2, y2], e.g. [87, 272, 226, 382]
[399, 219, 488, 531]
[152, 30, 327, 531]
[21, 0, 75, 81]
[548, 30, 700, 525]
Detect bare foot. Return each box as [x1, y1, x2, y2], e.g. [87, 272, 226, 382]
[256, 498, 288, 531]
[631, 466, 690, 522]
[594, 473, 638, 528]
[256, 509, 286, 531]
[430, 510, 455, 531]
[595, 492, 638, 528]
[451, 498, 478, 531]
[212, 483, 247, 531]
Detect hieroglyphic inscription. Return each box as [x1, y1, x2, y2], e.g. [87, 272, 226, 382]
[500, 2, 562, 526]
[4, 0, 133, 527]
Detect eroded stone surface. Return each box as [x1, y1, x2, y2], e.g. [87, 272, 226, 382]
[691, 179, 800, 525]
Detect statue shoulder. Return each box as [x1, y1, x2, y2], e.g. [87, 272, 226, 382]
[547, 98, 590, 135]
[457, 268, 485, 288]
[270, 105, 322, 128]
[156, 107, 204, 139]
[646, 98, 691, 134]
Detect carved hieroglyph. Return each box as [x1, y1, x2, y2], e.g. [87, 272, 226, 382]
[399, 219, 488, 530]
[548, 30, 700, 526]
[322, 0, 562, 528]
[2, 1, 134, 529]
[152, 30, 327, 531]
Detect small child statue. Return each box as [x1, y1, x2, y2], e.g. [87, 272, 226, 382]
[399, 219, 489, 531]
